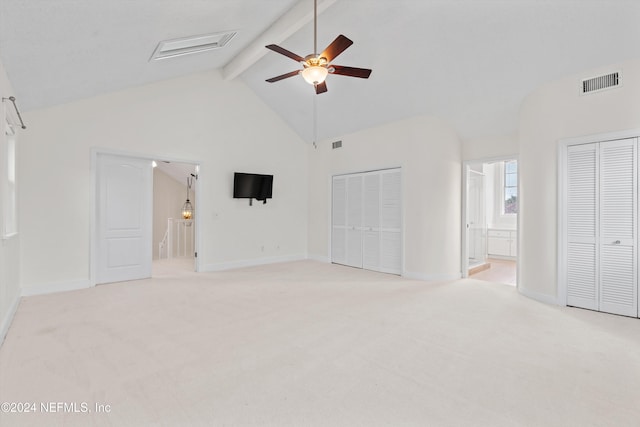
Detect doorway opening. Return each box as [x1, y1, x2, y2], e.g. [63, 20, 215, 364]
[92, 150, 200, 286]
[152, 160, 199, 277]
[463, 157, 518, 286]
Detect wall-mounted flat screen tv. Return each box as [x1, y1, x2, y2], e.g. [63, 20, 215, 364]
[233, 172, 273, 204]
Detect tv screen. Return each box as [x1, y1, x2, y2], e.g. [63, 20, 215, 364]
[234, 172, 273, 202]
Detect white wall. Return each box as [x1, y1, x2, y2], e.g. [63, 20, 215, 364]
[463, 133, 518, 162]
[308, 114, 462, 280]
[0, 58, 20, 342]
[18, 70, 308, 293]
[153, 169, 195, 260]
[519, 59, 640, 301]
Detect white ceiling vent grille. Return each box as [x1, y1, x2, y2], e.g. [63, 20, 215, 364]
[332, 140, 343, 149]
[151, 31, 237, 61]
[581, 71, 620, 95]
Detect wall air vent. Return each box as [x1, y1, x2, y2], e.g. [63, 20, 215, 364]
[151, 31, 237, 61]
[332, 140, 343, 149]
[581, 71, 620, 95]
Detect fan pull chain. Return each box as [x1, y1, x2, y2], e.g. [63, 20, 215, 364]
[313, 94, 318, 149]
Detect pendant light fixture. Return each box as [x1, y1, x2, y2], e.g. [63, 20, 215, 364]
[182, 176, 194, 222]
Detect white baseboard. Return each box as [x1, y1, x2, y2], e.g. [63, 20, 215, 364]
[518, 286, 561, 306]
[307, 254, 329, 263]
[0, 293, 20, 346]
[200, 254, 307, 272]
[21, 279, 93, 297]
[403, 271, 462, 281]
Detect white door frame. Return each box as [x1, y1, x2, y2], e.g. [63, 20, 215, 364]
[557, 128, 640, 306]
[462, 155, 519, 279]
[90, 148, 202, 286]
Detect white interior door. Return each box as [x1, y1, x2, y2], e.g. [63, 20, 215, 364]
[598, 138, 637, 317]
[331, 176, 347, 265]
[345, 175, 363, 268]
[379, 170, 402, 274]
[362, 173, 381, 270]
[96, 154, 153, 284]
[566, 143, 599, 310]
[331, 168, 402, 274]
[467, 170, 486, 266]
[564, 138, 638, 317]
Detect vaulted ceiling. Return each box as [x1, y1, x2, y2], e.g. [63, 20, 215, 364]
[1, 0, 639, 142]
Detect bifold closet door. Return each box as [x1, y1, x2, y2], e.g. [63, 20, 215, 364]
[331, 176, 347, 265]
[566, 144, 599, 310]
[331, 169, 402, 275]
[565, 138, 638, 317]
[362, 173, 381, 270]
[345, 175, 364, 268]
[599, 138, 637, 317]
[329, 173, 366, 269]
[379, 170, 402, 274]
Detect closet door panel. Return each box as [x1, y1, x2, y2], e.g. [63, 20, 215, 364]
[380, 170, 402, 274]
[345, 175, 364, 268]
[566, 144, 599, 310]
[331, 228, 346, 265]
[363, 231, 380, 270]
[346, 229, 363, 268]
[599, 138, 637, 317]
[381, 171, 402, 229]
[362, 173, 381, 270]
[347, 176, 363, 228]
[363, 173, 380, 228]
[332, 169, 402, 275]
[332, 177, 347, 227]
[567, 243, 597, 305]
[380, 231, 402, 274]
[600, 245, 636, 316]
[331, 177, 347, 265]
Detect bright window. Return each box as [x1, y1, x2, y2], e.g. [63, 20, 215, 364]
[503, 160, 517, 214]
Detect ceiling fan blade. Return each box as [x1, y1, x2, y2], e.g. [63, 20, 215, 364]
[266, 70, 301, 83]
[319, 35, 353, 63]
[265, 44, 305, 63]
[330, 65, 372, 79]
[315, 81, 328, 94]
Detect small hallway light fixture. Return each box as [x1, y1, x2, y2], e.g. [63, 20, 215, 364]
[182, 176, 194, 222]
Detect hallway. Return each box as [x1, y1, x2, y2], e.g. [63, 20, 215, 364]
[470, 258, 516, 286]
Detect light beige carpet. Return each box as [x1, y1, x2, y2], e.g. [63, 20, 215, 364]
[1, 260, 639, 426]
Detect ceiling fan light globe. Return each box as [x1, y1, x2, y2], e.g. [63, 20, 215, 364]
[301, 66, 328, 85]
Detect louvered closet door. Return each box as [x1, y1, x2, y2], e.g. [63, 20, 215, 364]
[345, 175, 364, 268]
[362, 173, 381, 270]
[599, 138, 638, 317]
[331, 176, 347, 265]
[331, 169, 402, 274]
[380, 170, 402, 274]
[566, 144, 599, 310]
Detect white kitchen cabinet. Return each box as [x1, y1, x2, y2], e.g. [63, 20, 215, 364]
[487, 229, 517, 258]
